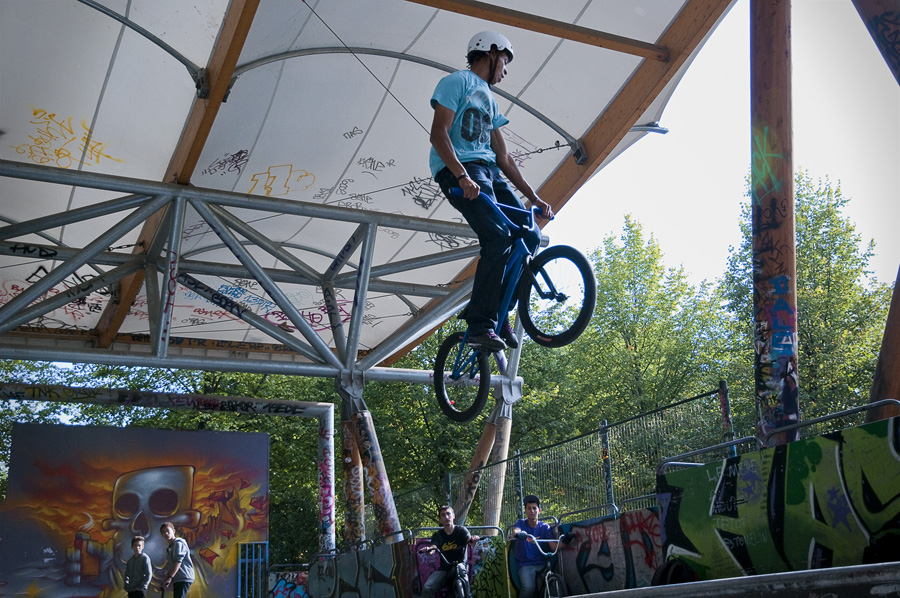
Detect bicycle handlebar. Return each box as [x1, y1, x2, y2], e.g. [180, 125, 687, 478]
[513, 531, 572, 557]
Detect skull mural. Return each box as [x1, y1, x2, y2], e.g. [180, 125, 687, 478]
[101, 465, 201, 575]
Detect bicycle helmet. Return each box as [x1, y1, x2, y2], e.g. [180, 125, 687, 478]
[467, 31, 514, 63]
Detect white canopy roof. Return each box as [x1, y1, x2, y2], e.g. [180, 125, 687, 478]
[0, 0, 734, 373]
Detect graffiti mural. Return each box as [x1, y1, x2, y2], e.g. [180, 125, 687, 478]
[0, 423, 269, 597]
[550, 509, 661, 595]
[657, 416, 900, 580]
[270, 570, 309, 598]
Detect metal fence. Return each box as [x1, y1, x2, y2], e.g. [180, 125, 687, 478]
[434, 383, 742, 530]
[238, 542, 268, 598]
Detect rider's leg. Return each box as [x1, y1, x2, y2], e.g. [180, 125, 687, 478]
[517, 564, 542, 598]
[436, 163, 513, 345]
[486, 165, 528, 349]
[422, 568, 451, 598]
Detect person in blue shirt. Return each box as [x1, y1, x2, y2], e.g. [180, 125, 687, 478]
[512, 494, 557, 598]
[429, 31, 554, 352]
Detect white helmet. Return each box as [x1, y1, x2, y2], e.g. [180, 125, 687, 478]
[467, 31, 514, 62]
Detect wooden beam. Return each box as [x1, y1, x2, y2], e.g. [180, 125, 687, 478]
[852, 0, 900, 86]
[868, 263, 900, 421]
[536, 0, 734, 213]
[404, 0, 669, 61]
[94, 0, 260, 348]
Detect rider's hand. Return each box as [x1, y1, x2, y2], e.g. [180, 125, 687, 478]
[459, 175, 480, 200]
[534, 197, 554, 221]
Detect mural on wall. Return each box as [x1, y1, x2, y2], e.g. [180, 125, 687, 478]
[0, 423, 269, 597]
[412, 535, 508, 598]
[551, 509, 662, 595]
[658, 416, 900, 580]
[269, 570, 309, 598]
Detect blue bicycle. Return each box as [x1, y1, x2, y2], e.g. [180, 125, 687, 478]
[434, 190, 596, 422]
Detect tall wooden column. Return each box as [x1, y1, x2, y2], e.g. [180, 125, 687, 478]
[750, 0, 800, 445]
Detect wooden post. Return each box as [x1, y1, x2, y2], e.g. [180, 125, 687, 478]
[340, 418, 366, 546]
[750, 0, 800, 445]
[867, 264, 900, 421]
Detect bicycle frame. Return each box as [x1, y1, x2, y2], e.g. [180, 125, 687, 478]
[447, 187, 543, 348]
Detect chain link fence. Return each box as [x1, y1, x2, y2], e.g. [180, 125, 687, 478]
[435, 382, 744, 529]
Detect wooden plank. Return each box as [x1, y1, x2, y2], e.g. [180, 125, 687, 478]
[94, 0, 260, 348]
[404, 0, 669, 61]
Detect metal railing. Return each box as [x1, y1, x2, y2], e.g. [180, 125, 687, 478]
[238, 542, 268, 598]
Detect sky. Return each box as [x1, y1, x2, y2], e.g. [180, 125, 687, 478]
[545, 0, 900, 288]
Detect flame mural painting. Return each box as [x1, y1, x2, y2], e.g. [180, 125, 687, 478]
[0, 423, 269, 597]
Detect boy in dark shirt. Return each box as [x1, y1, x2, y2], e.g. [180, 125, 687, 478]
[420, 505, 480, 598]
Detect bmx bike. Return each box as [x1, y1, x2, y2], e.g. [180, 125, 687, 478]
[514, 531, 572, 598]
[433, 189, 597, 422]
[418, 545, 472, 598]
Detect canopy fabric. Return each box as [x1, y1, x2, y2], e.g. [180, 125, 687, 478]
[0, 0, 734, 372]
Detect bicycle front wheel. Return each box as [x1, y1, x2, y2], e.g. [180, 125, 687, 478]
[434, 331, 492, 423]
[545, 573, 564, 598]
[517, 245, 596, 348]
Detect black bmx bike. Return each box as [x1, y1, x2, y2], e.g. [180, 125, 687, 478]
[433, 190, 596, 422]
[418, 545, 471, 598]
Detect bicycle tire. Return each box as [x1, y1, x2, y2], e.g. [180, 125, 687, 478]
[434, 331, 492, 423]
[545, 572, 564, 598]
[517, 244, 596, 348]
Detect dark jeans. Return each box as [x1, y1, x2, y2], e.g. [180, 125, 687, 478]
[127, 591, 145, 598]
[435, 161, 526, 334]
[171, 581, 191, 598]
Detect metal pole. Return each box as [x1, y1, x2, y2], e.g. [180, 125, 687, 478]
[515, 450, 524, 521]
[336, 374, 402, 543]
[600, 421, 614, 507]
[340, 416, 367, 547]
[317, 405, 337, 552]
[0, 194, 170, 328]
[750, 0, 800, 446]
[718, 380, 737, 457]
[343, 224, 376, 369]
[156, 196, 187, 357]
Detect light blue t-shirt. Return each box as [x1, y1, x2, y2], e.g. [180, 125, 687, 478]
[429, 70, 510, 177]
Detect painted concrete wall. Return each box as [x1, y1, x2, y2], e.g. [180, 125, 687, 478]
[658, 416, 900, 579]
[0, 423, 269, 597]
[306, 509, 664, 597]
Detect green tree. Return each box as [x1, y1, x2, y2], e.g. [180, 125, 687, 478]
[719, 170, 893, 427]
[515, 215, 730, 433]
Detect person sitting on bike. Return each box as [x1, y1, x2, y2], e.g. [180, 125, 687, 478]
[429, 31, 554, 352]
[420, 505, 480, 598]
[511, 494, 557, 598]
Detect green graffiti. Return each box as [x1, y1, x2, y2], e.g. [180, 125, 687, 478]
[660, 418, 900, 579]
[751, 126, 784, 205]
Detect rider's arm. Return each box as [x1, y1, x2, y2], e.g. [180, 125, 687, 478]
[543, 523, 558, 551]
[430, 103, 480, 200]
[491, 129, 554, 220]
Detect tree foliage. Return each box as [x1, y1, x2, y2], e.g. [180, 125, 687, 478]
[718, 170, 893, 423]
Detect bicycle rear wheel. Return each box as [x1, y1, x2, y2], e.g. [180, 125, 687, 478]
[434, 331, 492, 423]
[517, 245, 596, 348]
